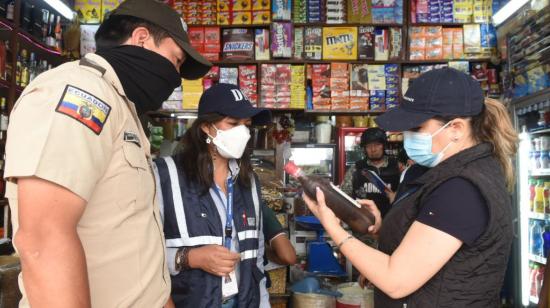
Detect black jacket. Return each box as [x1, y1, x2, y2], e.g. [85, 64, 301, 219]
[375, 143, 513, 308]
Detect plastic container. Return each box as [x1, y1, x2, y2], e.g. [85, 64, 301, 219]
[292, 292, 336, 308]
[336, 283, 374, 308]
[535, 180, 545, 214]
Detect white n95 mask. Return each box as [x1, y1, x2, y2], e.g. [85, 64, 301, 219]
[208, 125, 251, 159]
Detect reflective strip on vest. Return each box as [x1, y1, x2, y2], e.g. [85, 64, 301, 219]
[238, 230, 258, 240]
[163, 156, 224, 247]
[250, 175, 260, 227]
[166, 236, 223, 247]
[240, 249, 258, 261]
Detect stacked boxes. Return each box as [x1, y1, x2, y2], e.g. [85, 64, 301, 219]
[261, 64, 292, 108]
[293, 0, 307, 22]
[255, 29, 271, 60]
[291, 65, 306, 108]
[217, 0, 270, 25]
[220, 67, 239, 84]
[222, 28, 255, 61]
[385, 64, 399, 110]
[271, 22, 293, 58]
[453, 0, 473, 23]
[183, 0, 217, 25]
[412, 0, 494, 24]
[311, 64, 331, 110]
[272, 0, 292, 20]
[326, 0, 346, 24]
[410, 26, 471, 60]
[350, 64, 369, 111]
[182, 79, 204, 109]
[188, 27, 221, 62]
[372, 0, 403, 24]
[367, 65, 386, 111]
[330, 63, 350, 110]
[304, 27, 323, 60]
[239, 65, 258, 106]
[322, 27, 358, 60]
[294, 27, 305, 59]
[307, 0, 325, 22]
[347, 0, 372, 23]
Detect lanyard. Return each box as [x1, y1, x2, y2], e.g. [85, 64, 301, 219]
[213, 178, 234, 250]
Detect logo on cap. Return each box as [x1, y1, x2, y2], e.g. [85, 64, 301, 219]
[403, 96, 414, 103]
[180, 18, 188, 32]
[231, 89, 246, 101]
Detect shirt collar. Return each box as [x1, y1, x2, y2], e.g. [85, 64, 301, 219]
[85, 53, 128, 98]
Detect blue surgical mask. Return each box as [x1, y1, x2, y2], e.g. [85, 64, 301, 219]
[403, 121, 454, 167]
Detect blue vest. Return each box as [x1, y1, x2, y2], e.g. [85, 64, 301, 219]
[154, 155, 264, 308]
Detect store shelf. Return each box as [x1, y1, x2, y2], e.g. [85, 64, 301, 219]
[0, 79, 10, 89]
[212, 59, 402, 65]
[0, 17, 14, 30]
[150, 107, 306, 118]
[294, 22, 403, 27]
[531, 295, 539, 304]
[305, 109, 384, 115]
[529, 253, 547, 265]
[17, 30, 61, 57]
[528, 212, 550, 220]
[512, 88, 550, 106]
[188, 23, 269, 28]
[529, 169, 550, 176]
[530, 127, 550, 135]
[404, 58, 493, 64]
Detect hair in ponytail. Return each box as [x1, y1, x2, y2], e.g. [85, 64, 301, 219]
[470, 98, 519, 191]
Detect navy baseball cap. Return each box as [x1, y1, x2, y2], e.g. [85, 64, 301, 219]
[110, 0, 212, 80]
[198, 83, 272, 125]
[375, 68, 484, 131]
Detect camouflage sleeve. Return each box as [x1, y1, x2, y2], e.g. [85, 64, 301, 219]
[340, 165, 356, 196]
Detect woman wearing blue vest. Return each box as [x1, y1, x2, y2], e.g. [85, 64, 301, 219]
[302, 68, 518, 307]
[154, 83, 272, 308]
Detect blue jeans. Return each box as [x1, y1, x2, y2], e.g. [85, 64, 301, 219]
[221, 297, 237, 308]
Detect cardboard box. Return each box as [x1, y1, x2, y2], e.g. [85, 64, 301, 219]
[322, 27, 357, 60]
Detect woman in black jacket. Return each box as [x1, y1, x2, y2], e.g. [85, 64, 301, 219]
[302, 68, 518, 307]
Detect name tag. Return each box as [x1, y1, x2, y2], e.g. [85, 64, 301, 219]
[222, 271, 238, 298]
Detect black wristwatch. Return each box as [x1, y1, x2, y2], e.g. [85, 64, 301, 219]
[175, 247, 191, 271]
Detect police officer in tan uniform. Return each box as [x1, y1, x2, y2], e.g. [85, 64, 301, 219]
[4, 0, 211, 307]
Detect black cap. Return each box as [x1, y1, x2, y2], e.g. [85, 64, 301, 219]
[375, 68, 484, 131]
[109, 0, 212, 80]
[360, 127, 387, 147]
[198, 83, 272, 125]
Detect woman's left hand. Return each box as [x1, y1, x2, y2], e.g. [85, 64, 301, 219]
[303, 187, 342, 232]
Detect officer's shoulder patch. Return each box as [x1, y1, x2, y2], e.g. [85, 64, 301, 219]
[55, 85, 111, 135]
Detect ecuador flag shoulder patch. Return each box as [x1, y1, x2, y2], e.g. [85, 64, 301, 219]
[55, 85, 111, 135]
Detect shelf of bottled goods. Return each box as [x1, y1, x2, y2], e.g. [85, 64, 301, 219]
[530, 169, 550, 177]
[529, 212, 550, 220]
[530, 295, 539, 305]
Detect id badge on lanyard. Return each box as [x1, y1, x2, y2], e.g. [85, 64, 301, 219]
[214, 179, 239, 298]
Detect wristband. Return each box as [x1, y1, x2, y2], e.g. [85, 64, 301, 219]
[337, 234, 354, 250]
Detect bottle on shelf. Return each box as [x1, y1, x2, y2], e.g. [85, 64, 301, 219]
[20, 49, 29, 88]
[41, 9, 50, 43]
[15, 50, 21, 86]
[0, 97, 8, 139]
[536, 265, 545, 298]
[6, 0, 14, 21]
[531, 263, 539, 298]
[0, 40, 5, 81]
[45, 14, 55, 47]
[54, 15, 62, 52]
[535, 180, 545, 214]
[543, 224, 550, 258]
[530, 179, 536, 212]
[284, 161, 375, 234]
[4, 40, 10, 82]
[531, 220, 544, 256]
[545, 182, 550, 214]
[28, 52, 38, 82]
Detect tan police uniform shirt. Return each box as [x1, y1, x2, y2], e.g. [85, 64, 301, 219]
[4, 53, 170, 308]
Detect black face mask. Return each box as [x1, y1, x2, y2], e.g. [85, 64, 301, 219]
[96, 45, 181, 115]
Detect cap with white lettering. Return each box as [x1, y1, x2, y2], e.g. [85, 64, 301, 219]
[375, 68, 484, 131]
[198, 83, 272, 126]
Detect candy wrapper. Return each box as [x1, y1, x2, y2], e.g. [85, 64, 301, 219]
[322, 27, 357, 60]
[389, 27, 402, 60]
[358, 26, 375, 60]
[272, 0, 292, 20]
[326, 0, 346, 24]
[239, 65, 258, 106]
[220, 67, 239, 85]
[304, 27, 323, 60]
[255, 29, 270, 60]
[374, 28, 389, 61]
[293, 27, 304, 59]
[222, 28, 254, 60]
[271, 22, 293, 58]
[348, 0, 372, 23]
[369, 90, 386, 112]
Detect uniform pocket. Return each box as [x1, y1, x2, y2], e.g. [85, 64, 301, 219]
[116, 143, 148, 211]
[122, 142, 148, 170]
